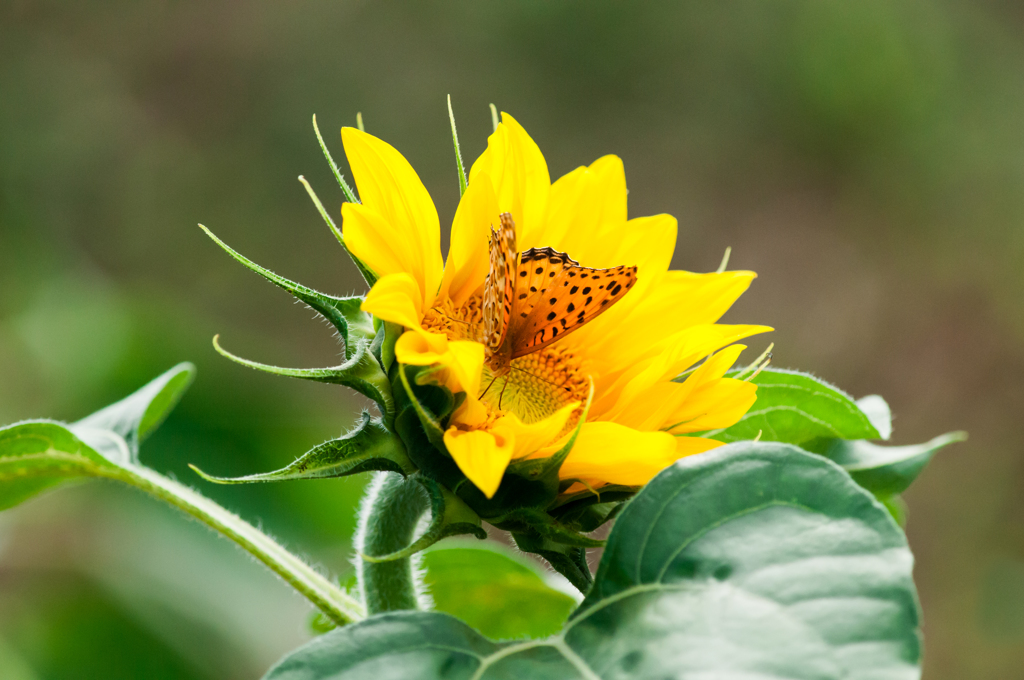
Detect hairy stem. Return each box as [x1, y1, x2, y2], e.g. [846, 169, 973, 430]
[103, 462, 365, 626]
[355, 472, 431, 614]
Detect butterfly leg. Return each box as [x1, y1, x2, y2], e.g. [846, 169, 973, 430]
[498, 374, 510, 410]
[479, 372, 501, 400]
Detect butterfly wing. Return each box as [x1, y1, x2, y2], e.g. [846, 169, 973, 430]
[510, 247, 580, 323]
[510, 263, 638, 359]
[482, 213, 518, 352]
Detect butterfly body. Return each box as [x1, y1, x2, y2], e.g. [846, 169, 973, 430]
[481, 213, 638, 381]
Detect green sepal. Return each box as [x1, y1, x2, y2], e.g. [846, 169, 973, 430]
[309, 113, 379, 288]
[389, 363, 468, 497]
[312, 113, 359, 204]
[496, 505, 608, 593]
[512, 531, 594, 594]
[395, 364, 449, 449]
[824, 430, 967, 497]
[381, 321, 402, 373]
[213, 337, 393, 424]
[73, 362, 195, 463]
[361, 475, 485, 563]
[199, 225, 375, 357]
[190, 412, 413, 484]
[548, 485, 635, 531]
[447, 95, 468, 197]
[496, 505, 605, 548]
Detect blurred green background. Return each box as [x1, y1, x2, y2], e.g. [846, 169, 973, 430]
[0, 1, 1021, 677]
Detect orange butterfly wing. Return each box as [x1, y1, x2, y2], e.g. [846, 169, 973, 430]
[510, 263, 638, 359]
[510, 247, 579, 325]
[482, 213, 518, 352]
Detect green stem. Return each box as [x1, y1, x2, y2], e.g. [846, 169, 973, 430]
[356, 472, 431, 614]
[102, 462, 365, 626]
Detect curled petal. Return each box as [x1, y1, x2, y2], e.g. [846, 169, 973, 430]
[443, 427, 514, 499]
[395, 334, 484, 400]
[361, 273, 424, 329]
[394, 328, 451, 365]
[496, 401, 580, 460]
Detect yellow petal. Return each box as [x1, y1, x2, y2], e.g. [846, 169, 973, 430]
[562, 213, 678, 358]
[667, 378, 757, 434]
[452, 395, 490, 428]
[394, 327, 450, 364]
[446, 340, 486, 397]
[585, 270, 762, 377]
[341, 127, 442, 309]
[559, 421, 716, 486]
[439, 172, 498, 307]
[395, 333, 484, 400]
[342, 204, 420, 284]
[591, 324, 769, 420]
[542, 155, 628, 262]
[496, 401, 579, 460]
[443, 427, 514, 498]
[606, 344, 747, 431]
[361, 272, 424, 328]
[468, 113, 550, 248]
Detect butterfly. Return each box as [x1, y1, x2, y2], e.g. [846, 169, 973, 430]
[482, 212, 638, 376]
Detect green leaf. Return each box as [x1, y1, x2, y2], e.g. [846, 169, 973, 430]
[0, 420, 117, 510]
[824, 431, 967, 497]
[422, 543, 578, 641]
[880, 494, 909, 527]
[263, 441, 921, 679]
[856, 394, 893, 440]
[199, 225, 375, 356]
[74, 362, 195, 462]
[707, 367, 883, 450]
[190, 412, 415, 484]
[0, 368, 365, 626]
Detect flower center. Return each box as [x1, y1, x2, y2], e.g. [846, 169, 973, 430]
[422, 300, 588, 426]
[481, 346, 588, 425]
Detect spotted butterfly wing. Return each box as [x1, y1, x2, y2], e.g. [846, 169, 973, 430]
[511, 247, 579, 323]
[510, 263, 638, 359]
[482, 213, 518, 351]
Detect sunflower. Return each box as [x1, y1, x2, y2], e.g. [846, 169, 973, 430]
[342, 112, 770, 499]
